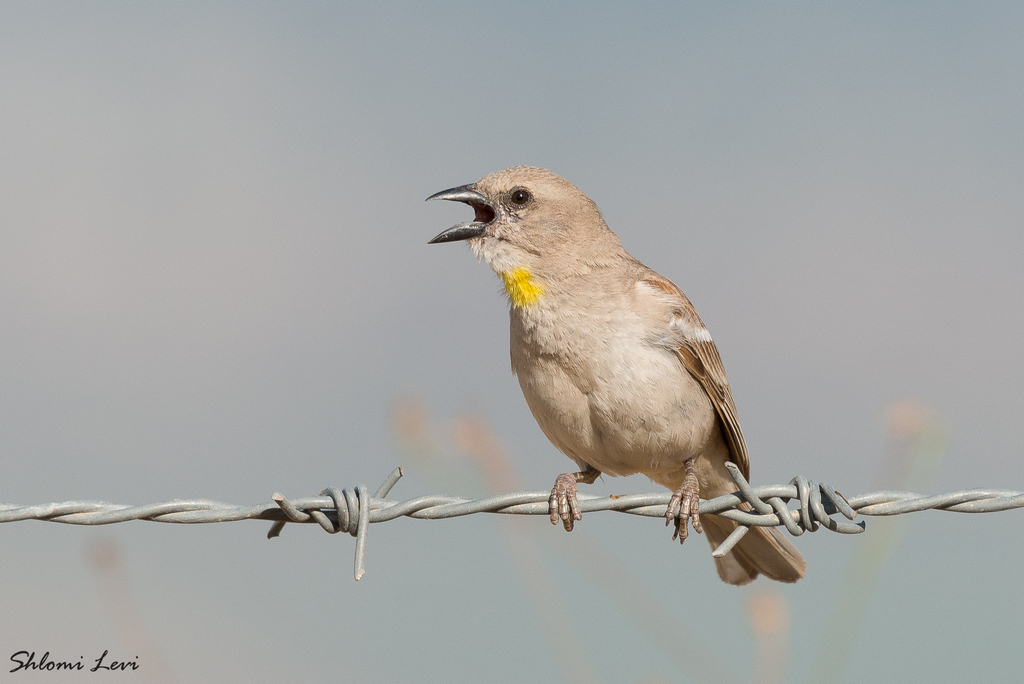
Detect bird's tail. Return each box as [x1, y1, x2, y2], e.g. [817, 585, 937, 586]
[701, 514, 806, 585]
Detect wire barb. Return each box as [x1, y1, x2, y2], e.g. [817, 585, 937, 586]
[269, 468, 403, 580]
[2, 465, 1022, 580]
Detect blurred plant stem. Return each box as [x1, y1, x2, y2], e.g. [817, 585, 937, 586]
[85, 537, 176, 684]
[746, 589, 790, 684]
[808, 400, 947, 684]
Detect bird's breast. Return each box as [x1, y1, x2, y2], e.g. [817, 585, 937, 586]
[509, 289, 717, 478]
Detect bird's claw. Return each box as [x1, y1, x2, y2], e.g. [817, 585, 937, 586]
[666, 469, 702, 543]
[549, 472, 582, 532]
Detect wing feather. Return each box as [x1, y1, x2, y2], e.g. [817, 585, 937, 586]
[641, 274, 750, 479]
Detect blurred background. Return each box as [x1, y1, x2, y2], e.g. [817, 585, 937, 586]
[1, 2, 1022, 682]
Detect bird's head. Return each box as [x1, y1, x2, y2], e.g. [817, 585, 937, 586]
[427, 166, 620, 302]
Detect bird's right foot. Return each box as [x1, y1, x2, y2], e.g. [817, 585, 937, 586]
[548, 467, 600, 532]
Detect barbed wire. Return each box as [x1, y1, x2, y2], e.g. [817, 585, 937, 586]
[3, 463, 1022, 580]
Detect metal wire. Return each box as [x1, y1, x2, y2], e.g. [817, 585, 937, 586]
[2, 464, 1022, 580]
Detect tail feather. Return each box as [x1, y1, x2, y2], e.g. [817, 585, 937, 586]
[702, 514, 806, 585]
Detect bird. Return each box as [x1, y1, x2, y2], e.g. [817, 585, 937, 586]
[427, 166, 805, 584]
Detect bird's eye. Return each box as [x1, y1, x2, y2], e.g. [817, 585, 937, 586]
[510, 188, 531, 206]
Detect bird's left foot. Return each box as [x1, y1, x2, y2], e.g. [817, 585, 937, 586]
[666, 457, 702, 543]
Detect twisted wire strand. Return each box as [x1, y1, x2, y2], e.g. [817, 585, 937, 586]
[2, 464, 1022, 580]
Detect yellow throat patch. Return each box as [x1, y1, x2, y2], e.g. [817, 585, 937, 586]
[500, 267, 544, 308]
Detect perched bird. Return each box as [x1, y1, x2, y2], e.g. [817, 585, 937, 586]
[427, 166, 805, 584]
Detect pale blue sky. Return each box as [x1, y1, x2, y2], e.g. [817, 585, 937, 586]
[1, 2, 1022, 682]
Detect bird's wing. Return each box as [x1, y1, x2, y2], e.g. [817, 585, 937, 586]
[640, 273, 751, 479]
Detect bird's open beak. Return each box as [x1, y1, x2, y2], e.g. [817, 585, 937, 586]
[426, 184, 496, 244]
